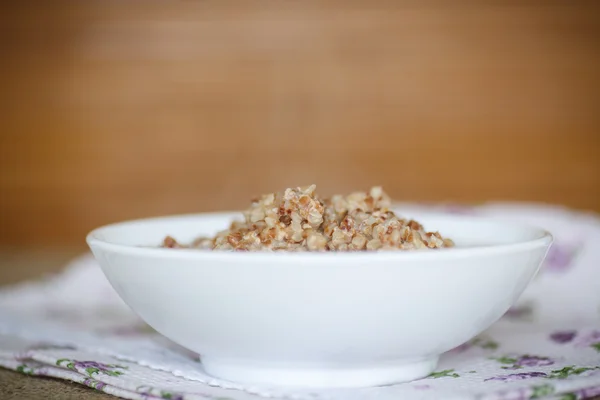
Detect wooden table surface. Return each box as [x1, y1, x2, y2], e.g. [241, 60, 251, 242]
[0, 368, 113, 400]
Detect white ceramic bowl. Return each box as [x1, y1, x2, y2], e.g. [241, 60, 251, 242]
[87, 210, 552, 388]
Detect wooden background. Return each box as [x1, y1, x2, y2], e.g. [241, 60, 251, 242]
[1, 1, 599, 248]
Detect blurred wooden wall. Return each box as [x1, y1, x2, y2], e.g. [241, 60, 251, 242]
[0, 1, 599, 247]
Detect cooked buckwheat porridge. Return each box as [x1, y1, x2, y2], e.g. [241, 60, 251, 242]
[162, 185, 454, 251]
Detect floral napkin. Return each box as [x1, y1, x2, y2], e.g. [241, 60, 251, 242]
[0, 202, 598, 400]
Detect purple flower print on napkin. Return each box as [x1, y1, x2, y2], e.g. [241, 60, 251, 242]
[82, 378, 107, 391]
[485, 372, 548, 382]
[551, 330, 600, 352]
[550, 330, 577, 344]
[74, 361, 110, 370]
[56, 359, 127, 377]
[543, 242, 580, 272]
[504, 303, 534, 321]
[514, 355, 554, 368]
[492, 355, 554, 370]
[450, 336, 499, 353]
[575, 330, 600, 352]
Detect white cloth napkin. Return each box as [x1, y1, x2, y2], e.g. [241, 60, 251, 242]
[0, 202, 599, 400]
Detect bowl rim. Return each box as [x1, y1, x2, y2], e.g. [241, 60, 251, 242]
[86, 211, 553, 260]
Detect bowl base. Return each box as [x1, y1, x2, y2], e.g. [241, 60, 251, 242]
[201, 356, 438, 388]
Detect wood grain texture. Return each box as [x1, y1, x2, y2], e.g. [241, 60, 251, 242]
[0, 368, 115, 400]
[1, 1, 599, 246]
